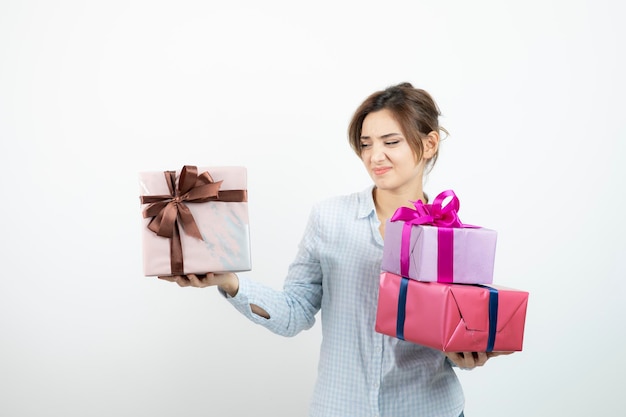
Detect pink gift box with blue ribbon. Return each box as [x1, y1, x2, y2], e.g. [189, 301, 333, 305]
[375, 271, 529, 352]
[381, 190, 497, 284]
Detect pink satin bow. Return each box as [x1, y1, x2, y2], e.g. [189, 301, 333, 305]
[390, 189, 467, 228]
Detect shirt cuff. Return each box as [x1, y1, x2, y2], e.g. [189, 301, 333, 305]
[219, 276, 270, 324]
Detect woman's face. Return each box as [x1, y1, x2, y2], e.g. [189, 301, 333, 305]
[360, 109, 425, 194]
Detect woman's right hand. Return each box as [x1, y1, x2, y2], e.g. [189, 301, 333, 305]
[158, 272, 240, 297]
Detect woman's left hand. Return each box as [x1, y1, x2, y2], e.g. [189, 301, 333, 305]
[445, 351, 515, 369]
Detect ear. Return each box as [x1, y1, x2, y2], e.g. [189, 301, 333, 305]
[422, 131, 440, 160]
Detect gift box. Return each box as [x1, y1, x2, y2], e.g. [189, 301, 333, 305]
[139, 165, 252, 276]
[375, 271, 528, 352]
[381, 190, 497, 284]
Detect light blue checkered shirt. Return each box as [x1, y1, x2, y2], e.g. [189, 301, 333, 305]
[225, 186, 464, 417]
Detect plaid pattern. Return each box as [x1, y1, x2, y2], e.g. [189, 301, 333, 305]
[226, 186, 465, 417]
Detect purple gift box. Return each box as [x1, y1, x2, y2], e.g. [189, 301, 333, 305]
[380, 190, 497, 284]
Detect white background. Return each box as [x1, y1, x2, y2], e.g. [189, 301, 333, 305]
[1, 1, 624, 416]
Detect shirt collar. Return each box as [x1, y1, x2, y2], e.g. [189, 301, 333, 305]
[357, 185, 376, 219]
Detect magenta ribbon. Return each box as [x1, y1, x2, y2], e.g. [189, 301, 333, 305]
[389, 190, 477, 283]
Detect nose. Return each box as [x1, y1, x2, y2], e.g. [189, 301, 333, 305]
[370, 142, 387, 162]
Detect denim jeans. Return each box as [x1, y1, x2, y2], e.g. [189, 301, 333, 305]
[459, 412, 465, 417]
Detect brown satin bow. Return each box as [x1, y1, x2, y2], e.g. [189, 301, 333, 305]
[140, 165, 247, 275]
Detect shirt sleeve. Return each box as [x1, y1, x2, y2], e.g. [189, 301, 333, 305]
[221, 204, 323, 337]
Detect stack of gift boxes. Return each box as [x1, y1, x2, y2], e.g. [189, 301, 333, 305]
[375, 190, 529, 353]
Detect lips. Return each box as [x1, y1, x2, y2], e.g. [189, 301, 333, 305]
[372, 167, 391, 176]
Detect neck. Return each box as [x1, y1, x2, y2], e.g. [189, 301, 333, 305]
[373, 186, 426, 222]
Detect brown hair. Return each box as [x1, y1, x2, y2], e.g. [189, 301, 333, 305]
[348, 82, 447, 173]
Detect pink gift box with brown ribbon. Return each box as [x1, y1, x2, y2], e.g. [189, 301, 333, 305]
[139, 165, 252, 276]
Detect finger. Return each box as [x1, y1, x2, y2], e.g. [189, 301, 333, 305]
[187, 273, 213, 288]
[458, 352, 473, 369]
[158, 275, 176, 282]
[186, 273, 200, 286]
[175, 275, 191, 287]
[453, 352, 478, 369]
[445, 352, 465, 368]
[474, 352, 489, 366]
[462, 352, 474, 369]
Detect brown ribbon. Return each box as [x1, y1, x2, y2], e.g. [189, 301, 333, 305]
[140, 165, 247, 275]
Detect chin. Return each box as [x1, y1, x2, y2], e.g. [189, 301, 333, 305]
[373, 180, 395, 191]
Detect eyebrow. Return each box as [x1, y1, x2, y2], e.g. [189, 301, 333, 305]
[360, 132, 403, 140]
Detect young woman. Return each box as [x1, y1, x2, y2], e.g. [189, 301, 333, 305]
[161, 82, 506, 417]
